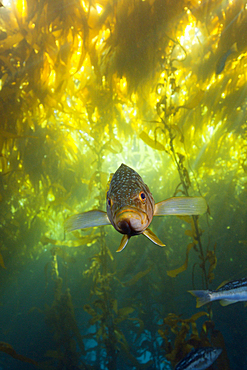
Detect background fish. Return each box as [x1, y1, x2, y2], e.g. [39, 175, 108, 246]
[65, 164, 207, 252]
[175, 347, 222, 370]
[189, 277, 247, 307]
[215, 42, 238, 74]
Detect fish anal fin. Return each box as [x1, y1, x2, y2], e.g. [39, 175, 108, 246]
[220, 299, 238, 306]
[116, 234, 129, 252]
[142, 228, 165, 247]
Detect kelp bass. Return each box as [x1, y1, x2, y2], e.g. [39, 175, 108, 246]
[65, 164, 207, 252]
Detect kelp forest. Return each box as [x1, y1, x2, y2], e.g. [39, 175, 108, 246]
[0, 0, 247, 369]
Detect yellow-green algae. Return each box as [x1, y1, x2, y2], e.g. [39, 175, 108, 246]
[0, 0, 246, 369]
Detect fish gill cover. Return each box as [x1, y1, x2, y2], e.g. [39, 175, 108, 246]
[0, 0, 246, 369]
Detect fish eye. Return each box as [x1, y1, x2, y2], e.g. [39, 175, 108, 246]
[139, 192, 146, 202]
[107, 198, 112, 207]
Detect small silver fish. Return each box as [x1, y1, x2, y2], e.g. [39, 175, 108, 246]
[175, 347, 222, 370]
[65, 164, 207, 252]
[189, 277, 247, 307]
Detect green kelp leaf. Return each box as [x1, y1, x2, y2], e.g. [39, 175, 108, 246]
[50, 246, 76, 263]
[191, 321, 199, 338]
[90, 314, 103, 326]
[178, 215, 192, 223]
[41, 234, 100, 247]
[127, 317, 144, 339]
[115, 307, 135, 325]
[0, 253, 6, 269]
[107, 245, 114, 261]
[167, 243, 195, 277]
[102, 138, 123, 154]
[83, 304, 97, 317]
[0, 342, 38, 366]
[0, 33, 24, 52]
[170, 124, 184, 143]
[114, 327, 129, 347]
[123, 265, 152, 287]
[88, 171, 109, 192]
[0, 129, 38, 139]
[118, 307, 135, 317]
[185, 229, 194, 238]
[183, 311, 209, 323]
[139, 131, 165, 151]
[182, 90, 205, 109]
[120, 340, 153, 368]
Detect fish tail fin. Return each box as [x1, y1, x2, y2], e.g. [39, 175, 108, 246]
[188, 290, 211, 308]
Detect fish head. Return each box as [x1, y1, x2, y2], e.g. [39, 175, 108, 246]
[106, 164, 155, 236]
[211, 348, 222, 360]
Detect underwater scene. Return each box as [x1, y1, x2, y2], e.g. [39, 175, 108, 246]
[0, 0, 247, 369]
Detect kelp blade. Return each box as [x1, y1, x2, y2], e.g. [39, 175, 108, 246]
[167, 242, 195, 277]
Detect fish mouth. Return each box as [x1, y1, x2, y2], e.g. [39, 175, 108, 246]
[114, 207, 148, 235]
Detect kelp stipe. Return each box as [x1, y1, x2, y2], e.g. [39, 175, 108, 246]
[139, 55, 230, 368]
[140, 53, 217, 292]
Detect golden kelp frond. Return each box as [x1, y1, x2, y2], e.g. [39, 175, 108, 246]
[139, 131, 166, 151]
[0, 342, 38, 367]
[167, 242, 195, 277]
[0, 0, 246, 367]
[101, 0, 186, 93]
[122, 265, 153, 287]
[41, 233, 100, 248]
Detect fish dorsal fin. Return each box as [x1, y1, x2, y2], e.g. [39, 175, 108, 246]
[116, 234, 129, 252]
[154, 196, 207, 216]
[216, 280, 229, 290]
[142, 228, 165, 247]
[106, 173, 114, 194]
[220, 299, 238, 306]
[65, 210, 111, 232]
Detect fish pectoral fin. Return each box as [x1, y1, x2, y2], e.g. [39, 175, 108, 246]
[65, 210, 111, 231]
[142, 228, 165, 247]
[116, 234, 129, 252]
[220, 299, 238, 306]
[154, 196, 207, 216]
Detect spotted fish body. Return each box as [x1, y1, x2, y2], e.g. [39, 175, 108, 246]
[189, 277, 247, 308]
[65, 164, 207, 252]
[106, 164, 154, 236]
[175, 347, 222, 370]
